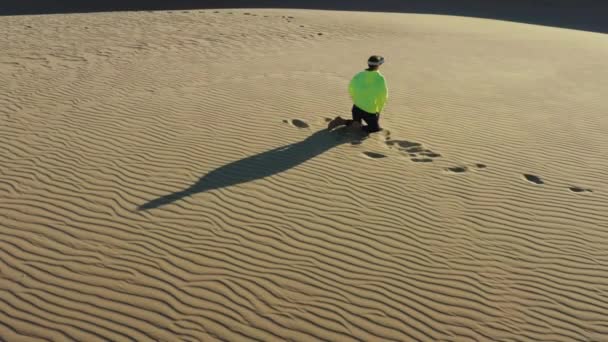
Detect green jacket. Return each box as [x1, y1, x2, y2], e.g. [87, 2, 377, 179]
[348, 70, 388, 114]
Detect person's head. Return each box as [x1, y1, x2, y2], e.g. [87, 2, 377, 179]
[367, 55, 385, 71]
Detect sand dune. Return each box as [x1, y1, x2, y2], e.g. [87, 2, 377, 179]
[3, 0, 608, 34]
[2, 8, 608, 341]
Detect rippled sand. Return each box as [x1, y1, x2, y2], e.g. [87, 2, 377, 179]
[2, 8, 608, 341]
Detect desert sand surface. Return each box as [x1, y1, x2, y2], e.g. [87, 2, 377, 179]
[2, 7, 608, 341]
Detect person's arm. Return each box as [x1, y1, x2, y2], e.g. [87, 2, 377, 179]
[348, 77, 355, 101]
[377, 77, 388, 113]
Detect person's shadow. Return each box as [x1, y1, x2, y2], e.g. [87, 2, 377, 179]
[138, 127, 365, 210]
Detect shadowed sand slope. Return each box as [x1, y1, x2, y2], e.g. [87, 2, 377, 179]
[2, 8, 608, 341]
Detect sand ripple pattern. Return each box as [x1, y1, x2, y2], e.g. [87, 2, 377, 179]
[2, 9, 608, 341]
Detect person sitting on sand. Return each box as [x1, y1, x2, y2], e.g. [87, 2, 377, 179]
[328, 55, 388, 133]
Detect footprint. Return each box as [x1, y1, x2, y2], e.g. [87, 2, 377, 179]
[523, 174, 543, 185]
[569, 186, 592, 193]
[420, 151, 441, 158]
[406, 146, 424, 153]
[446, 166, 468, 173]
[386, 139, 441, 162]
[362, 152, 386, 159]
[283, 119, 309, 128]
[386, 140, 421, 149]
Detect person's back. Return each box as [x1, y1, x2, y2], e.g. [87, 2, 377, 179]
[349, 69, 388, 116]
[328, 55, 388, 133]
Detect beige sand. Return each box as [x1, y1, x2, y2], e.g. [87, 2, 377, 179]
[2, 8, 608, 341]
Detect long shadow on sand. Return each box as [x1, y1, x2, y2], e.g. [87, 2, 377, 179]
[139, 127, 363, 210]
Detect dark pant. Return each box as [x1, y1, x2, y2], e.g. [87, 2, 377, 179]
[347, 105, 381, 133]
